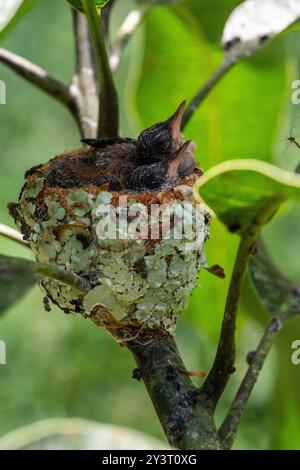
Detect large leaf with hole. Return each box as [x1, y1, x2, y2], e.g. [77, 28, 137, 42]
[222, 0, 300, 60]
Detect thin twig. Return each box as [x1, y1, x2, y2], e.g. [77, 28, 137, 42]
[72, 10, 99, 138]
[81, 0, 119, 138]
[200, 230, 257, 409]
[34, 261, 90, 291]
[182, 58, 236, 130]
[0, 254, 90, 292]
[0, 48, 77, 115]
[0, 223, 29, 247]
[218, 316, 282, 449]
[110, 7, 147, 73]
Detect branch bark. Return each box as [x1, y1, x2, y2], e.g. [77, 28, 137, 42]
[127, 331, 222, 450]
[182, 58, 236, 130]
[110, 7, 147, 73]
[72, 10, 99, 138]
[218, 316, 282, 449]
[201, 230, 257, 410]
[0, 48, 77, 116]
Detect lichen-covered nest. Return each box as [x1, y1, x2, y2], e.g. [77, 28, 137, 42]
[9, 104, 210, 337]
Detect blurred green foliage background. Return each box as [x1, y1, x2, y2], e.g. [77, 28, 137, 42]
[0, 0, 300, 450]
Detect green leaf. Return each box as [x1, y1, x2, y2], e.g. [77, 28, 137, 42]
[249, 242, 300, 322]
[0, 0, 38, 42]
[67, 0, 110, 13]
[197, 159, 300, 234]
[0, 254, 35, 316]
[222, 0, 300, 60]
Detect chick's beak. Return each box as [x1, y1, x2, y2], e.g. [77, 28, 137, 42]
[167, 101, 186, 146]
[166, 140, 194, 179]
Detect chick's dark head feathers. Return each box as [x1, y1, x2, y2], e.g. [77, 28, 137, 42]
[127, 141, 195, 192]
[137, 101, 186, 163]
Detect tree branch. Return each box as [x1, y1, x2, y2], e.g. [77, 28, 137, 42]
[72, 10, 99, 138]
[0, 48, 77, 116]
[110, 7, 146, 73]
[81, 0, 119, 138]
[218, 316, 282, 449]
[127, 331, 222, 450]
[201, 230, 257, 410]
[182, 58, 236, 130]
[0, 223, 29, 247]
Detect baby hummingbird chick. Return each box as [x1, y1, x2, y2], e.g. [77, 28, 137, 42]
[126, 141, 194, 191]
[137, 101, 186, 164]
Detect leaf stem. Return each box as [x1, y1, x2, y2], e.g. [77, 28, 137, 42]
[81, 0, 119, 138]
[182, 58, 236, 130]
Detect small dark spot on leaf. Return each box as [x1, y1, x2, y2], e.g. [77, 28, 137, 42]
[224, 37, 241, 51]
[259, 35, 269, 44]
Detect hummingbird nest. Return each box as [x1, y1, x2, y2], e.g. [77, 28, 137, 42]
[9, 103, 210, 340]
